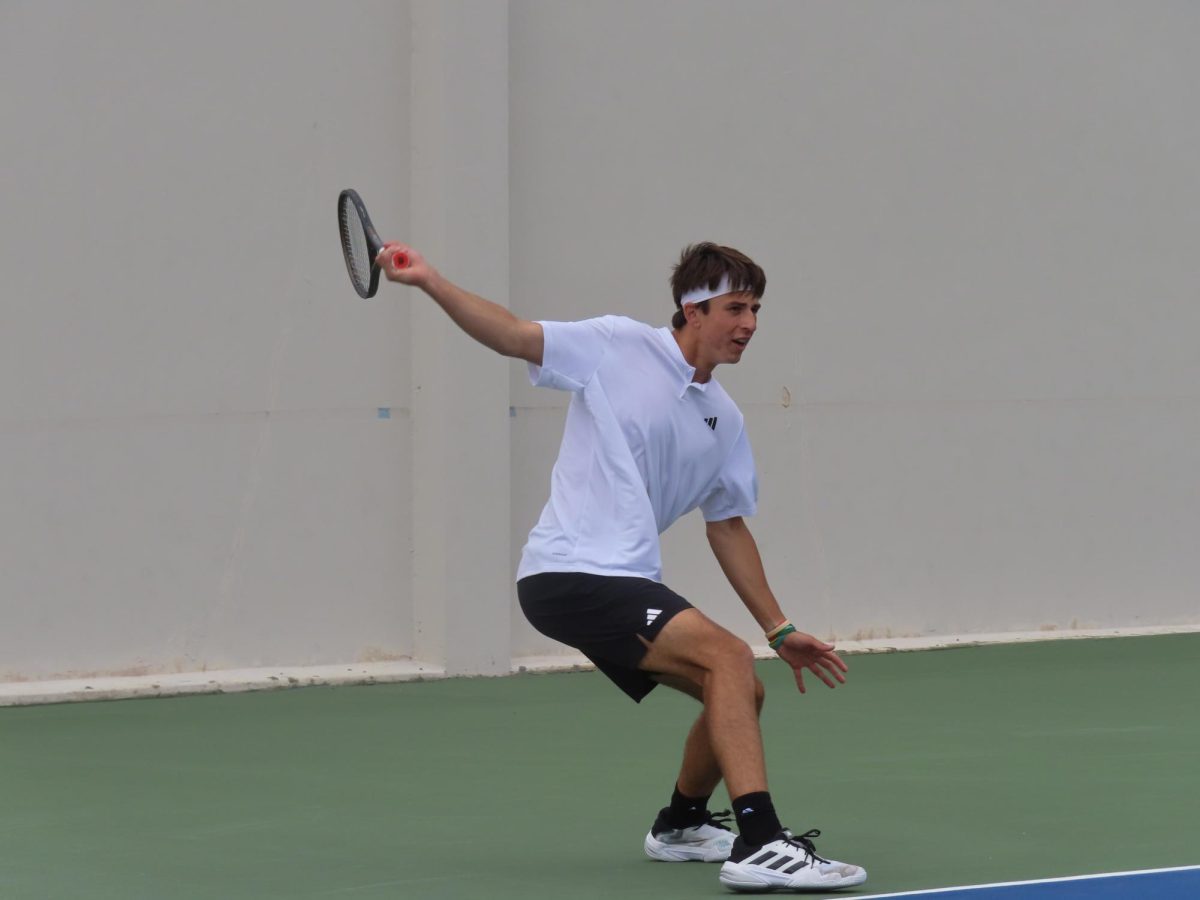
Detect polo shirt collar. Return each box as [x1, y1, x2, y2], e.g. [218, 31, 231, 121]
[655, 327, 712, 397]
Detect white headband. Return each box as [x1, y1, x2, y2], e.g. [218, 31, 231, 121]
[680, 274, 735, 307]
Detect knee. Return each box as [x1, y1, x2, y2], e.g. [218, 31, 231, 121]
[706, 635, 757, 678]
[699, 639, 762, 708]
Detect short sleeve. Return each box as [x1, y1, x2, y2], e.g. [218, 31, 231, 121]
[527, 316, 618, 392]
[700, 426, 758, 521]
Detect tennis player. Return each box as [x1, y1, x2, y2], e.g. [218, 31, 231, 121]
[377, 241, 866, 893]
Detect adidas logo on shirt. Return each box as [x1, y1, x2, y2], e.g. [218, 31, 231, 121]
[704, 416, 718, 430]
[646, 608, 663, 625]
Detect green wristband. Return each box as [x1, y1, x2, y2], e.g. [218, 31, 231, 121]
[769, 624, 797, 651]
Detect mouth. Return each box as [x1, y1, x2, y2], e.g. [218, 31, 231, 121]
[732, 337, 750, 350]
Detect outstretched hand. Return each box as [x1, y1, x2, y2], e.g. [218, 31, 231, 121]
[376, 241, 433, 288]
[776, 631, 848, 694]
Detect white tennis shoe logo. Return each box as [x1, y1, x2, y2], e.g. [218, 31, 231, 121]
[646, 608, 663, 625]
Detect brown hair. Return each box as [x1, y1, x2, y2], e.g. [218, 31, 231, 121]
[670, 242, 766, 329]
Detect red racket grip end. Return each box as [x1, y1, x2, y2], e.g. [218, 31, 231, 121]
[391, 251, 410, 270]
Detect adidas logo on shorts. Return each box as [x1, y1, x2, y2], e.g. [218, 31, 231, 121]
[646, 608, 662, 626]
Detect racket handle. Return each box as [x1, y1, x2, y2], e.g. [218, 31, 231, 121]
[391, 251, 410, 270]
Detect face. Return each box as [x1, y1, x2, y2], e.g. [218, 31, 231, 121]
[691, 291, 761, 365]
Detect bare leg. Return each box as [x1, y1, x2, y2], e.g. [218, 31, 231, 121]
[653, 672, 766, 800]
[642, 610, 769, 799]
[678, 711, 722, 797]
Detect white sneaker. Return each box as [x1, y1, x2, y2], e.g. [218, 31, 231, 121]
[719, 828, 867, 892]
[644, 808, 736, 862]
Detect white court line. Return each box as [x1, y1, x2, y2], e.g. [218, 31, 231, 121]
[842, 865, 1200, 898]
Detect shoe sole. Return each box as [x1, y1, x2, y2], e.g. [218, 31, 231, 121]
[719, 863, 868, 892]
[644, 832, 732, 863]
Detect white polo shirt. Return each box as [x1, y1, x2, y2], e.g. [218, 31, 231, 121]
[517, 315, 758, 583]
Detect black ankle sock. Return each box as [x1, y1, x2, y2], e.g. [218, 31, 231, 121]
[667, 784, 711, 827]
[732, 791, 781, 846]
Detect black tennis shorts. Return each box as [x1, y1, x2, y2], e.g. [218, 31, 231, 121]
[517, 571, 694, 702]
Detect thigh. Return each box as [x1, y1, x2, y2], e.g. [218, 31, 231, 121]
[650, 671, 705, 702]
[637, 607, 752, 683]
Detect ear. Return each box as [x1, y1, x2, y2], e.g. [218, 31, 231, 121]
[683, 303, 701, 327]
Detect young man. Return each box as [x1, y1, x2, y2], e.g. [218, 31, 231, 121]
[377, 240, 867, 893]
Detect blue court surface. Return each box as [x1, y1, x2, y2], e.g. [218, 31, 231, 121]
[842, 866, 1200, 899]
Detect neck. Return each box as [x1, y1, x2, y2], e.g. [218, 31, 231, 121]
[672, 328, 714, 383]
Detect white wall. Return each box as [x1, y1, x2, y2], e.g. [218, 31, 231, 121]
[507, 0, 1200, 654]
[1, 1, 415, 679]
[2, 1, 1197, 686]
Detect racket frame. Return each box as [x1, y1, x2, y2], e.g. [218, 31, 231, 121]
[338, 188, 385, 299]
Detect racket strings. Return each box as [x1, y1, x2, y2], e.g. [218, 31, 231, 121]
[339, 200, 373, 295]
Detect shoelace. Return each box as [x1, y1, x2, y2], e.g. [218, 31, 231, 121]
[705, 809, 734, 831]
[780, 828, 831, 865]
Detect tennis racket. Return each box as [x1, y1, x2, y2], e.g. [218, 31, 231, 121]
[337, 189, 409, 298]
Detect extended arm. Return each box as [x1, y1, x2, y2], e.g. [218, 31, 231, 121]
[706, 516, 848, 693]
[376, 242, 543, 365]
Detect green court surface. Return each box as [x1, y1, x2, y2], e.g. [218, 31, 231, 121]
[1, 634, 1196, 899]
